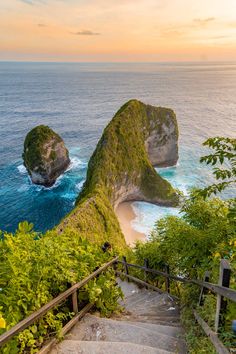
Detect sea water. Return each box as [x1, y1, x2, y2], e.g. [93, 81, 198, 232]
[0, 62, 235, 234]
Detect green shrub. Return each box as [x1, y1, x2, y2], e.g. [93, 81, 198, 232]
[0, 222, 122, 353]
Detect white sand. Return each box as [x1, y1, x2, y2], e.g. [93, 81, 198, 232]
[115, 201, 146, 247]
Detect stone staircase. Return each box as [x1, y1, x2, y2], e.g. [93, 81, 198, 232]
[50, 279, 186, 354]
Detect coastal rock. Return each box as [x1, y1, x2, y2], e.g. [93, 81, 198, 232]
[57, 100, 179, 246]
[83, 99, 179, 208]
[23, 125, 70, 187]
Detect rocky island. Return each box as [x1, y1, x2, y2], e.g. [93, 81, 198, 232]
[23, 125, 70, 187]
[57, 99, 179, 249]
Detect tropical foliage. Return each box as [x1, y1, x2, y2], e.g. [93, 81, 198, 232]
[0, 223, 122, 353]
[134, 136, 236, 353]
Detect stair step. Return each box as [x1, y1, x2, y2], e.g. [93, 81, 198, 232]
[67, 314, 181, 352]
[119, 314, 181, 326]
[116, 278, 142, 297]
[51, 340, 176, 354]
[113, 319, 183, 338]
[49, 279, 186, 354]
[125, 293, 177, 307]
[120, 290, 162, 307]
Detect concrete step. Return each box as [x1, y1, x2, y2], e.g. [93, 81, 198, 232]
[116, 278, 142, 298]
[125, 293, 177, 308]
[120, 290, 163, 308]
[119, 314, 181, 327]
[51, 340, 176, 354]
[126, 309, 180, 318]
[67, 314, 181, 352]
[113, 318, 183, 338]
[50, 279, 186, 354]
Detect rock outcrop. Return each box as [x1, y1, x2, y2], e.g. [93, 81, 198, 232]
[81, 99, 179, 208]
[57, 100, 179, 247]
[23, 125, 70, 187]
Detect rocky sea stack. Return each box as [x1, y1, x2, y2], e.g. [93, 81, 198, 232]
[57, 99, 179, 249]
[23, 125, 70, 187]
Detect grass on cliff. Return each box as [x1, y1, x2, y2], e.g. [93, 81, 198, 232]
[81, 99, 178, 204]
[58, 190, 128, 253]
[23, 125, 64, 172]
[58, 99, 179, 248]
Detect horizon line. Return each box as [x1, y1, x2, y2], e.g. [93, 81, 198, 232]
[1, 59, 236, 64]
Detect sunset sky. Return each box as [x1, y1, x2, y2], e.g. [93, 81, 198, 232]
[1, 0, 236, 62]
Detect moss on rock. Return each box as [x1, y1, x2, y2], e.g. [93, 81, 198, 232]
[57, 100, 179, 250]
[23, 125, 70, 187]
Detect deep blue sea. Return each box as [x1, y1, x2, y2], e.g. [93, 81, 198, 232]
[0, 62, 235, 235]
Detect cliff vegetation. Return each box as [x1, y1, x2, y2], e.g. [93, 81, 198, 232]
[23, 125, 70, 187]
[58, 99, 179, 246]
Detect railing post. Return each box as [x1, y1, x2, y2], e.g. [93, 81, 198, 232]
[144, 258, 149, 289]
[123, 256, 129, 282]
[215, 259, 231, 333]
[72, 289, 78, 314]
[164, 264, 170, 293]
[198, 271, 210, 306]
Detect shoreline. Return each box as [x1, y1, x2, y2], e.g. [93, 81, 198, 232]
[115, 201, 146, 247]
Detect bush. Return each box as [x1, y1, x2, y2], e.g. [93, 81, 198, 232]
[0, 222, 122, 353]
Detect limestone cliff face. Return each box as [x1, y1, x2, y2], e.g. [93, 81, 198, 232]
[82, 99, 179, 208]
[145, 106, 178, 167]
[23, 125, 70, 187]
[57, 100, 179, 246]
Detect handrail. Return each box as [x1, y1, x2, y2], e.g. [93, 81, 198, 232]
[0, 256, 118, 347]
[117, 258, 235, 353]
[115, 270, 179, 301]
[117, 260, 236, 302]
[193, 311, 230, 354]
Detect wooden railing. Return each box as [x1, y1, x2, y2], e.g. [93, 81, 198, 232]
[0, 256, 118, 351]
[116, 256, 235, 354]
[1, 255, 234, 354]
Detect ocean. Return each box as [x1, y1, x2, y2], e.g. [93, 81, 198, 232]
[0, 61, 235, 235]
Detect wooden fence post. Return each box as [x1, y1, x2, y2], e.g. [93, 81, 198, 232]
[72, 290, 78, 314]
[198, 271, 210, 306]
[215, 259, 231, 333]
[123, 256, 129, 282]
[164, 264, 170, 293]
[144, 258, 149, 289]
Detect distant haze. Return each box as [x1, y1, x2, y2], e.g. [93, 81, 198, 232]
[1, 0, 236, 62]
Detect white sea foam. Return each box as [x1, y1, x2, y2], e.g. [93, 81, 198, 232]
[131, 201, 181, 238]
[156, 164, 178, 171]
[29, 174, 64, 191]
[17, 164, 27, 175]
[76, 179, 85, 190]
[66, 157, 88, 172]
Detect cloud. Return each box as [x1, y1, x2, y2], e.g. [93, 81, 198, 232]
[38, 23, 47, 27]
[72, 30, 100, 36]
[193, 17, 215, 25]
[19, 0, 45, 5]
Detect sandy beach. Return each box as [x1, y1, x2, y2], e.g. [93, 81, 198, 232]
[115, 201, 146, 247]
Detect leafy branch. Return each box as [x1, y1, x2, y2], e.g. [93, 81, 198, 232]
[199, 137, 236, 198]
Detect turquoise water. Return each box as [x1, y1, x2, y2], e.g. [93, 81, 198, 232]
[0, 62, 235, 233]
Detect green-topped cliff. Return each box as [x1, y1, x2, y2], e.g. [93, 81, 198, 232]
[57, 99, 179, 249]
[23, 125, 70, 187]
